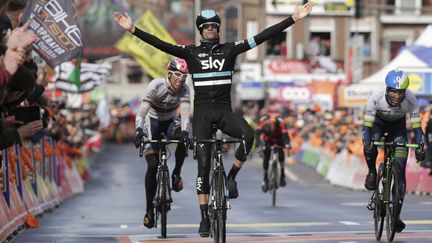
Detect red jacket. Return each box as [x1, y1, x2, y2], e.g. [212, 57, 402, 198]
[256, 113, 290, 146]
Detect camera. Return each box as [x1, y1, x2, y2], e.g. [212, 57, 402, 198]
[11, 106, 41, 124]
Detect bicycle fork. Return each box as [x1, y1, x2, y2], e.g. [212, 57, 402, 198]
[210, 163, 231, 213]
[154, 165, 173, 210]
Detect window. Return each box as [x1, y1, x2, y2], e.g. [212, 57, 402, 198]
[350, 17, 377, 61]
[225, 5, 240, 43]
[265, 15, 292, 58]
[350, 32, 371, 57]
[126, 63, 144, 84]
[395, 0, 421, 15]
[307, 32, 331, 58]
[308, 18, 334, 59]
[390, 41, 405, 60]
[265, 32, 287, 57]
[382, 29, 414, 65]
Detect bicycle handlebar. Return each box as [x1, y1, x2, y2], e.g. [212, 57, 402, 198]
[139, 138, 184, 157]
[372, 141, 419, 148]
[196, 138, 244, 144]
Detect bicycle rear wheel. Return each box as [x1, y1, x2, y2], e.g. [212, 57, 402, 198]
[386, 166, 399, 242]
[374, 163, 385, 240]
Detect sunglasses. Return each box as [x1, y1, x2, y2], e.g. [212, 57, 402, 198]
[200, 22, 219, 30]
[170, 71, 188, 79]
[387, 88, 406, 95]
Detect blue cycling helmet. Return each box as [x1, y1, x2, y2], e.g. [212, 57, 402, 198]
[385, 69, 410, 90]
[385, 69, 409, 106]
[196, 9, 221, 30]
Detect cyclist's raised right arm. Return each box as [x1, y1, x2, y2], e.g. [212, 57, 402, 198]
[132, 27, 190, 58]
[113, 11, 189, 58]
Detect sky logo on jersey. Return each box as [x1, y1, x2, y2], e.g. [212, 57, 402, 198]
[201, 57, 225, 71]
[235, 40, 245, 46]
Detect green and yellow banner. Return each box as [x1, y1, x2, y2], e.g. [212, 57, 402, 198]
[116, 10, 176, 78]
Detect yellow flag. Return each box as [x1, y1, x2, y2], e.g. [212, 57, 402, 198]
[116, 10, 176, 78]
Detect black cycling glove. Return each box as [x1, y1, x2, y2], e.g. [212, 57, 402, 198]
[135, 127, 145, 148]
[415, 145, 426, 161]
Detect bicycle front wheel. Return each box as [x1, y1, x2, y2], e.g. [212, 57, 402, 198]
[374, 163, 385, 240]
[270, 159, 279, 207]
[212, 169, 226, 243]
[386, 165, 399, 242]
[159, 170, 170, 238]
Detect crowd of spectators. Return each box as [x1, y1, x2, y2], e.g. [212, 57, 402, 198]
[0, 0, 43, 149]
[0, 0, 103, 151]
[240, 100, 432, 174]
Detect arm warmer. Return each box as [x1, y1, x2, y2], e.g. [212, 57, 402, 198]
[179, 101, 190, 132]
[135, 101, 151, 129]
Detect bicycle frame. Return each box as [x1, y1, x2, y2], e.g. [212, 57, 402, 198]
[368, 140, 418, 242]
[193, 132, 245, 243]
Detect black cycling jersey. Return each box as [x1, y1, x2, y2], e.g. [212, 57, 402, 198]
[132, 17, 295, 106]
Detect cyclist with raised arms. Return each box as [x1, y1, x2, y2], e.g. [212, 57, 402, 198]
[134, 58, 190, 228]
[255, 112, 291, 192]
[114, 2, 313, 236]
[362, 69, 425, 233]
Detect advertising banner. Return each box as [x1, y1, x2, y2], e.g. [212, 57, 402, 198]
[23, 0, 83, 67]
[266, 0, 355, 16]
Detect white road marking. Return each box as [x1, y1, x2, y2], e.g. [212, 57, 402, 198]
[285, 167, 299, 182]
[339, 221, 360, 225]
[340, 202, 367, 207]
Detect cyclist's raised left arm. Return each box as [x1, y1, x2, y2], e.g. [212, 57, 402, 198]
[231, 2, 313, 55]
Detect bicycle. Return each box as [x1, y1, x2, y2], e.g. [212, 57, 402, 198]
[367, 138, 421, 242]
[139, 137, 184, 238]
[266, 145, 284, 207]
[193, 126, 246, 243]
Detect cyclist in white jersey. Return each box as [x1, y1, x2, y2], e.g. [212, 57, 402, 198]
[135, 58, 191, 228]
[362, 69, 425, 233]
